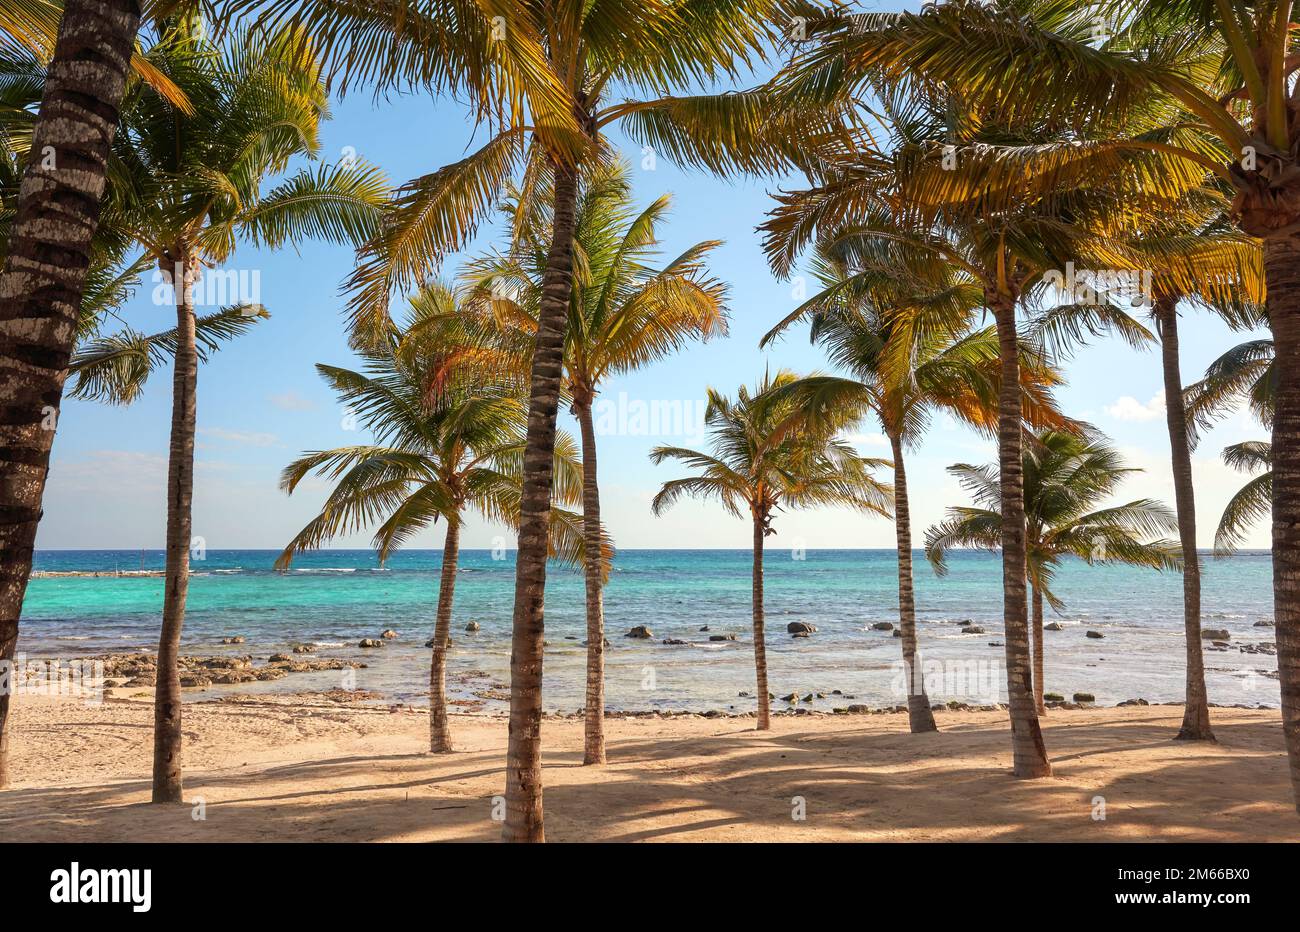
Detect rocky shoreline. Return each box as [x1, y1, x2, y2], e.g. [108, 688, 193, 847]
[89, 651, 365, 689]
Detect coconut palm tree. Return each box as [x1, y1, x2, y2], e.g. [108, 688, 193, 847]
[1091, 199, 1264, 740]
[775, 0, 1300, 811]
[926, 430, 1182, 713]
[760, 245, 1073, 733]
[0, 0, 144, 788]
[98, 15, 389, 803]
[274, 282, 596, 753]
[461, 159, 727, 764]
[760, 51, 1215, 775]
[650, 370, 892, 730]
[231, 0, 850, 840]
[1185, 334, 1276, 553]
[1214, 441, 1274, 553]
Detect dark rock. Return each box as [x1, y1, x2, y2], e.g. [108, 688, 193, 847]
[791, 631, 811, 639]
[699, 626, 710, 631]
[380, 629, 398, 639]
[780, 693, 800, 703]
[1254, 620, 1275, 627]
[625, 625, 654, 639]
[871, 622, 894, 631]
[1201, 628, 1230, 640]
[962, 625, 986, 634]
[1044, 622, 1065, 631]
[893, 630, 903, 638]
[1117, 698, 1149, 707]
[1085, 630, 1105, 639]
[662, 638, 688, 645]
[787, 621, 817, 634]
[465, 621, 481, 632]
[221, 636, 245, 644]
[1043, 692, 1065, 702]
[291, 645, 315, 654]
[709, 633, 738, 641]
[1073, 692, 1096, 703]
[269, 653, 293, 663]
[359, 638, 384, 648]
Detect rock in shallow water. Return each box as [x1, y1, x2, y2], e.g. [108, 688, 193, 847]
[787, 621, 817, 634]
[359, 638, 384, 648]
[625, 625, 653, 639]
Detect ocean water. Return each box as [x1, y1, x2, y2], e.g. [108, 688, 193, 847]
[19, 548, 1279, 712]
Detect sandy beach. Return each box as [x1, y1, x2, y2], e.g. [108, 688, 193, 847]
[1, 692, 1295, 842]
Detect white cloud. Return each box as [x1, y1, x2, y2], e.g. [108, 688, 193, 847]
[1105, 390, 1165, 422]
[840, 431, 890, 448]
[197, 426, 278, 447]
[267, 390, 316, 412]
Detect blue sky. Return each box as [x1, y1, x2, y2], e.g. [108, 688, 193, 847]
[34, 9, 1272, 553]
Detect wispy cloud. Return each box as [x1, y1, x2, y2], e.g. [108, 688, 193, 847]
[197, 426, 278, 447]
[1104, 391, 1165, 422]
[267, 390, 316, 412]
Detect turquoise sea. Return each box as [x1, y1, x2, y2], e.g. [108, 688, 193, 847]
[19, 548, 1280, 712]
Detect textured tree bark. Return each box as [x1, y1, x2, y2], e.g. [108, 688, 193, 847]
[0, 0, 141, 790]
[752, 510, 770, 731]
[1155, 295, 1214, 741]
[1266, 236, 1300, 813]
[152, 255, 197, 803]
[429, 517, 460, 753]
[501, 160, 579, 842]
[992, 294, 1051, 777]
[1031, 582, 1045, 715]
[574, 400, 606, 765]
[890, 432, 936, 733]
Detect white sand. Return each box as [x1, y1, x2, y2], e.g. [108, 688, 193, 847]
[1, 692, 1295, 841]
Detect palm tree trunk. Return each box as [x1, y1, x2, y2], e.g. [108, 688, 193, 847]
[0, 0, 141, 790]
[752, 510, 770, 731]
[1155, 295, 1214, 741]
[1031, 582, 1045, 715]
[429, 517, 459, 753]
[991, 293, 1051, 778]
[574, 400, 606, 765]
[890, 431, 936, 733]
[502, 159, 579, 842]
[152, 255, 197, 803]
[1266, 236, 1300, 813]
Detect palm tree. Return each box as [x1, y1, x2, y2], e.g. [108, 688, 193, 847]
[776, 0, 1300, 811]
[760, 245, 1072, 733]
[462, 160, 727, 764]
[760, 117, 1170, 775]
[926, 430, 1182, 713]
[1185, 335, 1276, 554]
[102, 16, 388, 803]
[274, 283, 594, 753]
[650, 370, 892, 729]
[1096, 200, 1264, 740]
[0, 0, 144, 788]
[1215, 441, 1274, 553]
[234, 0, 849, 840]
